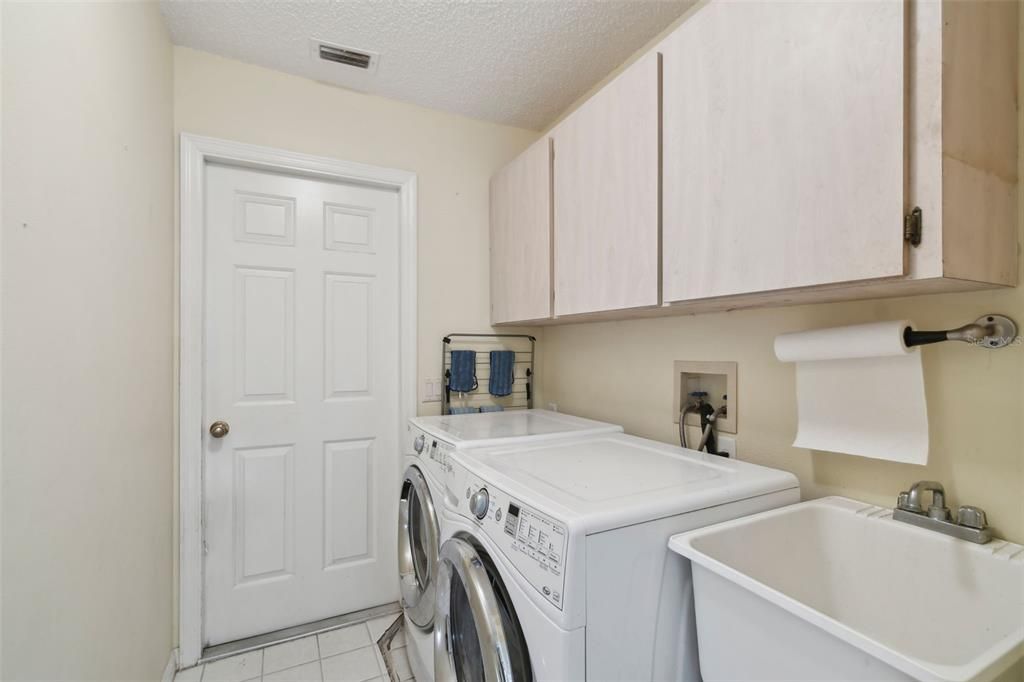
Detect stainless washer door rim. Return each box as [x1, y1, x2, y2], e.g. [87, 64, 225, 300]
[398, 465, 440, 628]
[434, 535, 517, 682]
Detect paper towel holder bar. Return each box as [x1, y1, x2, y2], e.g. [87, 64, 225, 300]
[903, 314, 1018, 350]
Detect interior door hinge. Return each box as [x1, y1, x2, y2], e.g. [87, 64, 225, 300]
[904, 207, 923, 247]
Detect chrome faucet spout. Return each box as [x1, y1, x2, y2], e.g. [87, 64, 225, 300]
[901, 480, 945, 514]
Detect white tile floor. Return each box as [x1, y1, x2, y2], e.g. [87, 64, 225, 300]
[175, 615, 415, 682]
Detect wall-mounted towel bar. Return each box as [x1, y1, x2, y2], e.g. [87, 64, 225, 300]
[903, 314, 1017, 350]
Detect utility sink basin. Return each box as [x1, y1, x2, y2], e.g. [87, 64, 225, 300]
[669, 497, 1024, 682]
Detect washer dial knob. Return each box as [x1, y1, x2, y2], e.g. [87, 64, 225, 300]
[469, 488, 490, 520]
[413, 434, 425, 453]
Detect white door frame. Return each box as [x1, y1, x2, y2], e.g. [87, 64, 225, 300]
[178, 133, 417, 668]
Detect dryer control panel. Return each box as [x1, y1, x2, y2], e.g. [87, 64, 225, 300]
[447, 461, 568, 611]
[406, 424, 452, 482]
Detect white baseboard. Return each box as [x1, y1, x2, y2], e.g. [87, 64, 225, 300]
[162, 648, 179, 682]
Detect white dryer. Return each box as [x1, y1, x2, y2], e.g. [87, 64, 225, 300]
[432, 433, 801, 682]
[399, 453, 445, 653]
[398, 410, 622, 681]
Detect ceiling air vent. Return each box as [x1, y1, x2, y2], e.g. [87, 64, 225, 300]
[319, 44, 372, 69]
[312, 40, 380, 74]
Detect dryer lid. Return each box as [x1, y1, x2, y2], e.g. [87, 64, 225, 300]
[410, 409, 621, 448]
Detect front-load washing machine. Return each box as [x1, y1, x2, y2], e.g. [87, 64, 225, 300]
[432, 433, 801, 681]
[398, 410, 622, 681]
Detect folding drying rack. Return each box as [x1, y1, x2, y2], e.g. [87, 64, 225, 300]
[441, 333, 535, 415]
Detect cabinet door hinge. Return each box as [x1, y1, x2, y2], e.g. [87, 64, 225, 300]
[904, 207, 923, 247]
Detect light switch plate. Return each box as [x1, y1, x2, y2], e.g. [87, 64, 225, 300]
[423, 378, 441, 402]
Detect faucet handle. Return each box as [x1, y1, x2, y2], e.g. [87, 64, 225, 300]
[957, 505, 988, 530]
[897, 491, 915, 511]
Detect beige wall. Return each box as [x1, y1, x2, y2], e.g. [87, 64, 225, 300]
[1, 3, 175, 680]
[537, 10, 1024, 545]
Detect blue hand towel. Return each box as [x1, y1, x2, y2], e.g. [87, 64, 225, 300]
[479, 405, 505, 413]
[448, 350, 478, 393]
[488, 351, 515, 397]
[449, 407, 478, 415]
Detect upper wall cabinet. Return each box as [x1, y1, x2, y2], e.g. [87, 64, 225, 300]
[487, 0, 1017, 325]
[490, 137, 552, 325]
[660, 0, 1018, 308]
[551, 52, 661, 317]
[662, 1, 907, 302]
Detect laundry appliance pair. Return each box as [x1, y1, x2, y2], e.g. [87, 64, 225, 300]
[398, 409, 622, 680]
[398, 409, 799, 681]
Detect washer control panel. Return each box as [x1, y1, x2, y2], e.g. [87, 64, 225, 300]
[469, 488, 490, 519]
[457, 475, 568, 611]
[506, 504, 566, 573]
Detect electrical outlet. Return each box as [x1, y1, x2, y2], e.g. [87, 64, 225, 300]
[547, 402, 558, 412]
[716, 435, 737, 459]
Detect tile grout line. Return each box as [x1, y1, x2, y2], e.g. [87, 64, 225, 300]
[180, 621, 403, 682]
[375, 615, 403, 682]
[201, 604, 402, 666]
[315, 631, 323, 682]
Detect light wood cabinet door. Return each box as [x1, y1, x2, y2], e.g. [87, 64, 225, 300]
[661, 1, 907, 303]
[552, 51, 660, 317]
[490, 137, 552, 324]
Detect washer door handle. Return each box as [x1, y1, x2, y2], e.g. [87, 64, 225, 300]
[436, 537, 519, 682]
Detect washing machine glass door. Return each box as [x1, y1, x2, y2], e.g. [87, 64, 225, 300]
[399, 465, 440, 628]
[435, 535, 533, 682]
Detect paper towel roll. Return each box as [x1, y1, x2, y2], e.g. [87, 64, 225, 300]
[775, 320, 929, 464]
[774, 320, 912, 362]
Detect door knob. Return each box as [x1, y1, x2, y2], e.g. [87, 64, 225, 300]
[209, 420, 230, 438]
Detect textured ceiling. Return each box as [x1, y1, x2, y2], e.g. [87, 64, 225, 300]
[160, 0, 693, 130]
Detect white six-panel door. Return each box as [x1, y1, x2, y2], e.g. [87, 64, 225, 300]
[203, 163, 400, 645]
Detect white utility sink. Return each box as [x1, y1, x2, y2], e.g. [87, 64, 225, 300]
[669, 497, 1024, 682]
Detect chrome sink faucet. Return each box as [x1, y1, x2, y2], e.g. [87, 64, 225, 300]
[894, 480, 992, 544]
[899, 480, 948, 519]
